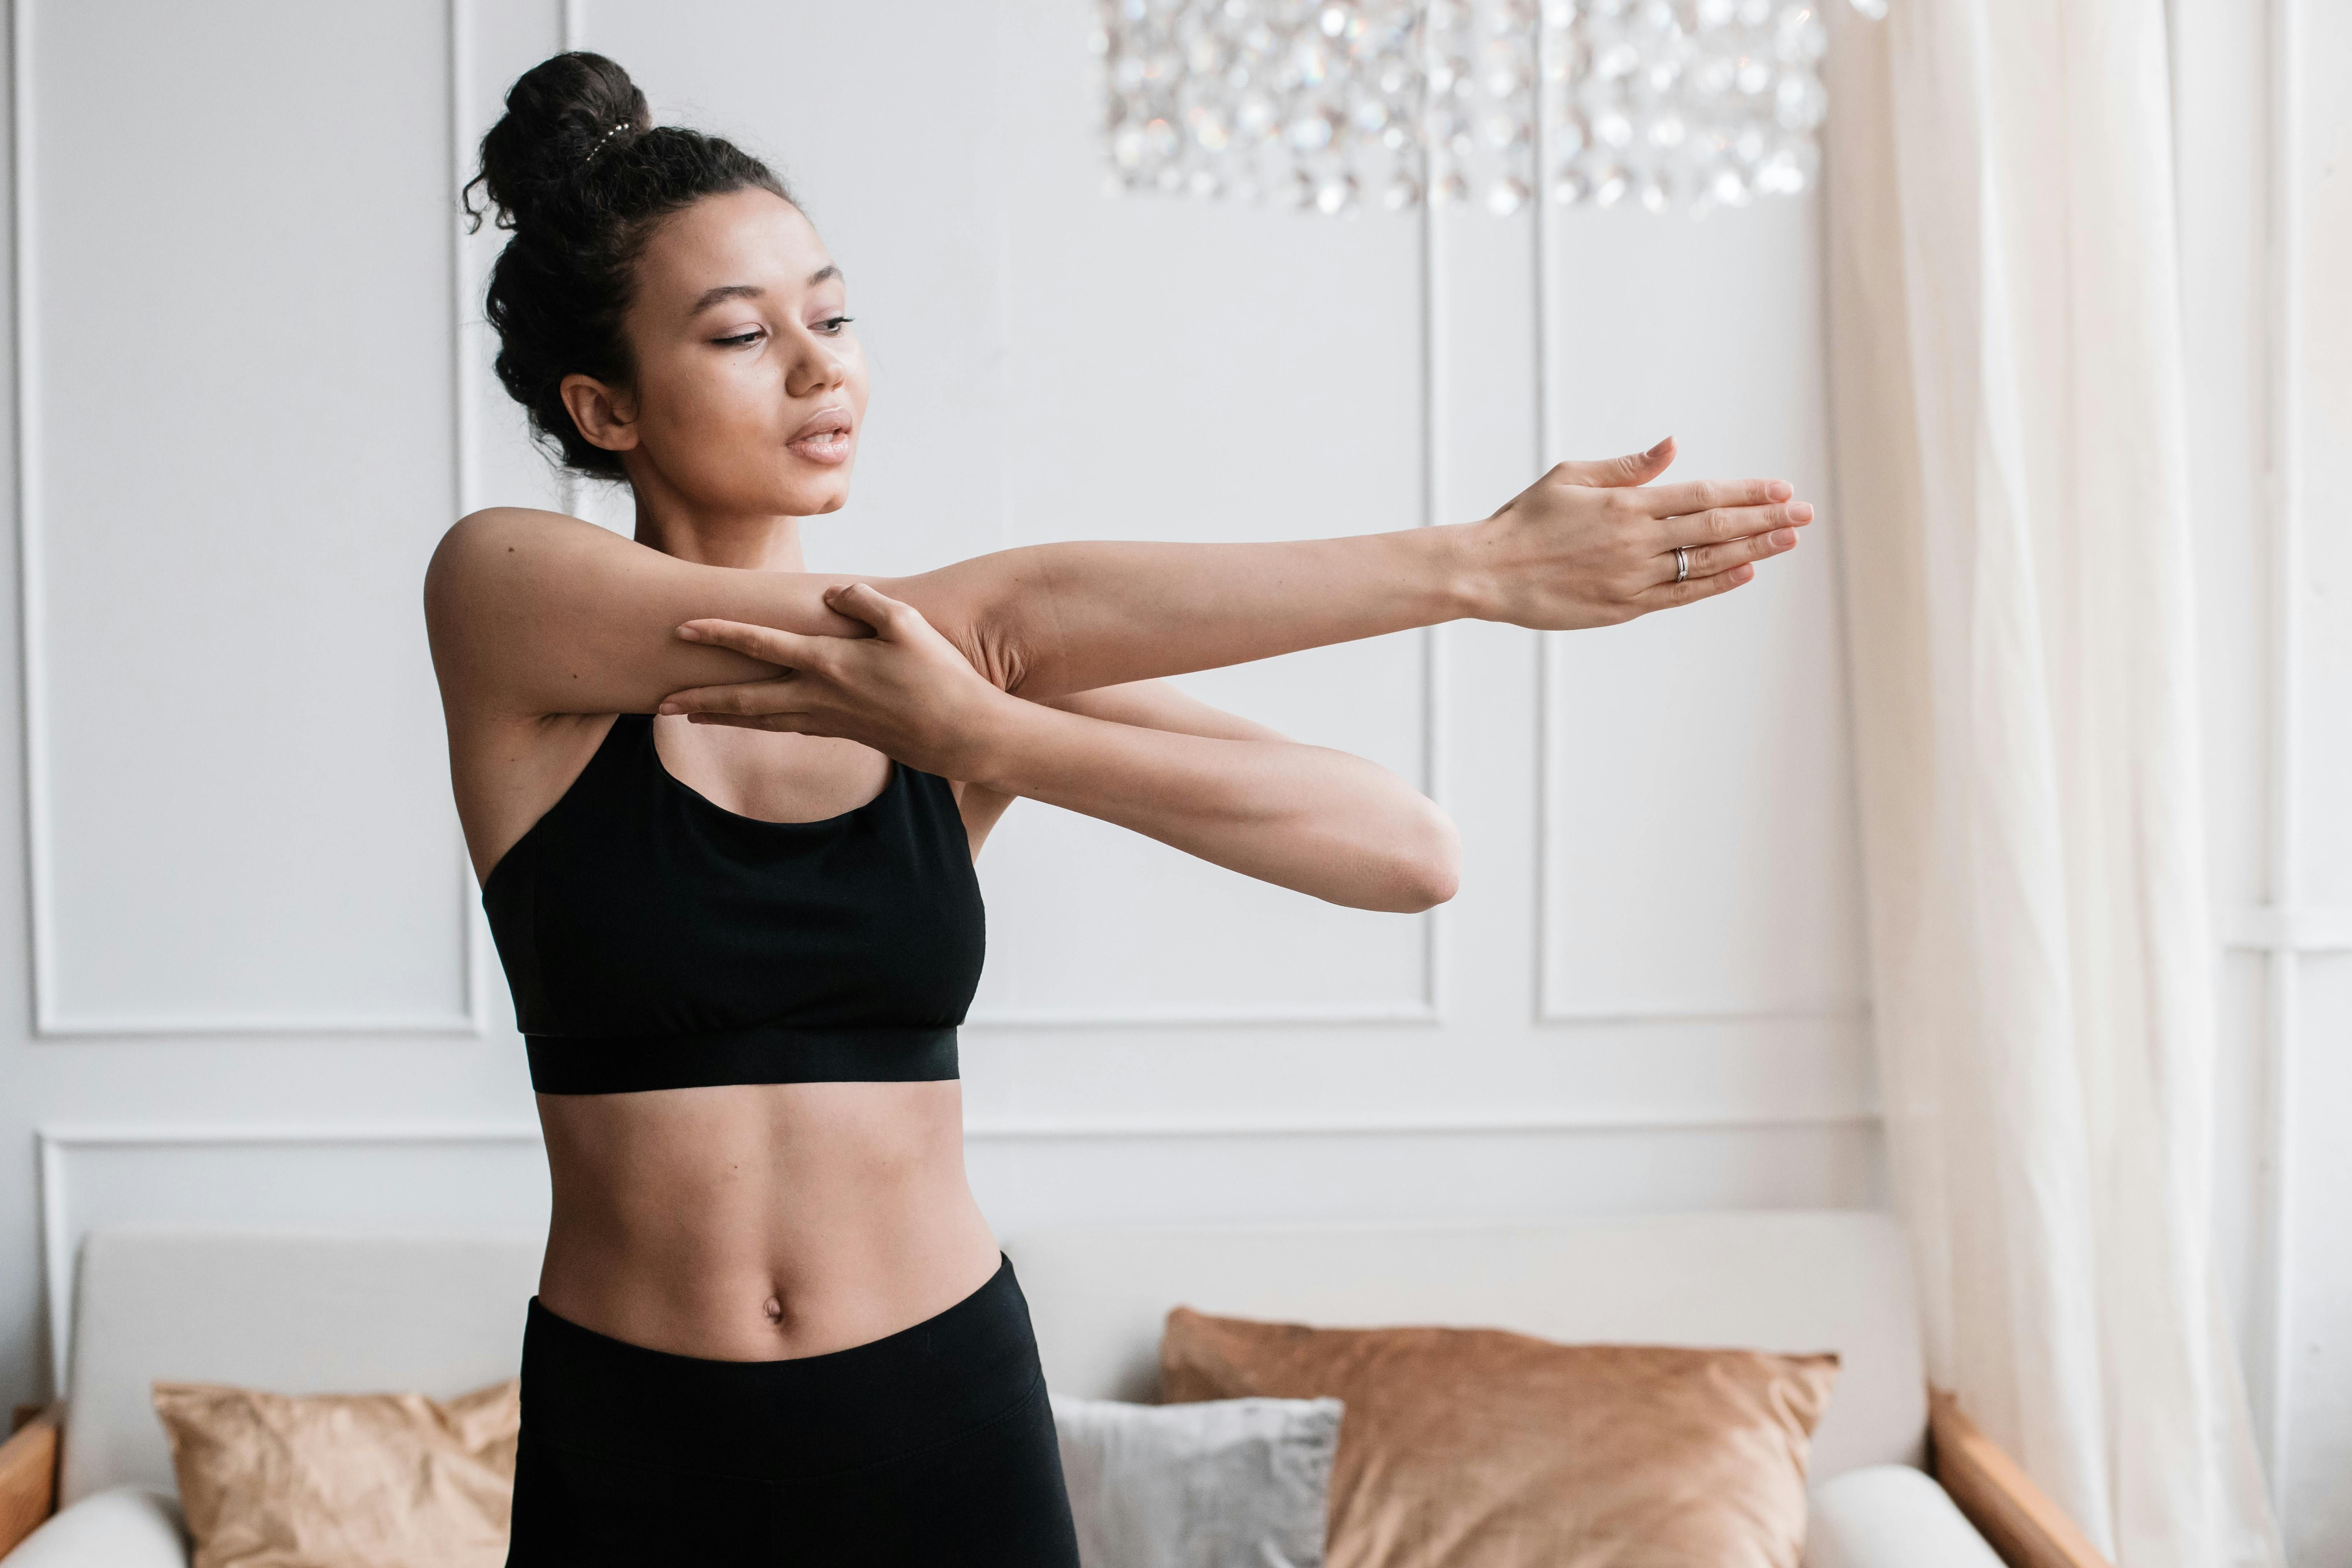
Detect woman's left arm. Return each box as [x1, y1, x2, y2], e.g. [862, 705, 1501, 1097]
[667, 587, 1458, 913]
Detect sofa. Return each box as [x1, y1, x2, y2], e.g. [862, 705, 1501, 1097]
[0, 1213, 2108, 1567]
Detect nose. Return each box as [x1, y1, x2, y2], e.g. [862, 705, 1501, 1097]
[784, 329, 848, 401]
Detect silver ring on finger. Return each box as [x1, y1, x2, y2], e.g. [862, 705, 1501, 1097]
[1673, 545, 1690, 584]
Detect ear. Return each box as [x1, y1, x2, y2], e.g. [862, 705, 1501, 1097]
[559, 373, 640, 454]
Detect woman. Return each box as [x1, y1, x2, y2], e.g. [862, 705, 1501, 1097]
[425, 51, 1811, 1566]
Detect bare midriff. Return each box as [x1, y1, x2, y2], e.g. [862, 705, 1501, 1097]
[532, 1079, 1004, 1363]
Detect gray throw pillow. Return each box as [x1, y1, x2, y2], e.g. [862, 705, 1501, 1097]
[1050, 1393, 1345, 1568]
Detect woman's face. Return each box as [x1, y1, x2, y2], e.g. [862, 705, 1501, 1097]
[592, 186, 868, 518]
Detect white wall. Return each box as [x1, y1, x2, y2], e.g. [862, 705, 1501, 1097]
[0, 0, 1875, 1417]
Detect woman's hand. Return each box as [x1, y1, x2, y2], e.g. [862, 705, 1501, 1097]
[656, 583, 1016, 780]
[1455, 436, 1813, 629]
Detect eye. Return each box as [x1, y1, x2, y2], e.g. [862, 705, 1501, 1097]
[815, 314, 854, 335]
[711, 328, 765, 347]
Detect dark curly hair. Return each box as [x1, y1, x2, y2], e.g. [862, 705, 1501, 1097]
[463, 52, 794, 479]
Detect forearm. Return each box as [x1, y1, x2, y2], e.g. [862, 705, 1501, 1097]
[896, 526, 1482, 700]
[959, 693, 1459, 912]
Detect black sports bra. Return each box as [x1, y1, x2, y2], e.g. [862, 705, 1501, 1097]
[480, 712, 985, 1094]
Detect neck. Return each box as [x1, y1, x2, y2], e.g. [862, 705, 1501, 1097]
[625, 467, 810, 572]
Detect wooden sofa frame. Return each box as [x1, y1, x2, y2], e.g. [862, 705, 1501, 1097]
[0, 1387, 2117, 1565]
[1, 1404, 62, 1561]
[1927, 1391, 2115, 1568]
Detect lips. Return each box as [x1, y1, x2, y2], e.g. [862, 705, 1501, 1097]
[786, 406, 855, 464]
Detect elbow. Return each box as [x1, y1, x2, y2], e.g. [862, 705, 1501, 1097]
[1371, 803, 1461, 913]
[1396, 853, 1461, 914]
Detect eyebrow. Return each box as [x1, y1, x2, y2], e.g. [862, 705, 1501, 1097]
[688, 266, 842, 316]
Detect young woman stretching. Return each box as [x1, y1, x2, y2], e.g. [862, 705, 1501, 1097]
[424, 51, 1813, 1565]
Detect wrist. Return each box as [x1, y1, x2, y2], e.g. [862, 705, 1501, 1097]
[944, 686, 1047, 792]
[1420, 520, 1501, 623]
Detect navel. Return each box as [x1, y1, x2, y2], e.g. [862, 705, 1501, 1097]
[763, 1293, 786, 1325]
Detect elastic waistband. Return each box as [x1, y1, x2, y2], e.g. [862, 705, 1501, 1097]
[526, 1024, 958, 1094]
[518, 1253, 1042, 1479]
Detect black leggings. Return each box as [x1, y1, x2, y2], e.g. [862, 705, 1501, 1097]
[505, 1252, 1082, 1565]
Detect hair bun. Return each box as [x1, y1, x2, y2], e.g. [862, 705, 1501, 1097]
[466, 51, 650, 232]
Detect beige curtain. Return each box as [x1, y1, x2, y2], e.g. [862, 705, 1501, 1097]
[1821, 4, 2282, 1564]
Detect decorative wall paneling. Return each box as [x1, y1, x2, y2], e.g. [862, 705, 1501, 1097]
[13, 0, 481, 1035]
[1530, 192, 1866, 1023]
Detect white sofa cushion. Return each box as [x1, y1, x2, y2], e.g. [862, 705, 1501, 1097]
[1, 1486, 187, 1568]
[1004, 1210, 1926, 1481]
[1051, 1394, 1343, 1568]
[1804, 1466, 2007, 1568]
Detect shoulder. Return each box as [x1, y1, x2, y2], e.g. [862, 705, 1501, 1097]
[424, 507, 631, 626]
[423, 508, 606, 689]
[428, 506, 598, 588]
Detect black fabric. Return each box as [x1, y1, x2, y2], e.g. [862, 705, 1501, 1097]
[480, 712, 985, 1093]
[524, 1024, 958, 1094]
[504, 1252, 1082, 1566]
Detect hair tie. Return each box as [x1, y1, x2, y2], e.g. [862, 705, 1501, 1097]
[583, 122, 631, 165]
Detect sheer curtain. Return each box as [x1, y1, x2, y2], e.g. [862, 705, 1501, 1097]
[1820, 4, 2282, 1564]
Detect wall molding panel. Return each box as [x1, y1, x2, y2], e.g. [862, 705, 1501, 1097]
[448, 0, 496, 1042]
[12, 0, 483, 1038]
[958, 190, 1451, 1030]
[35, 1121, 545, 1391]
[10, 0, 55, 1036]
[1525, 189, 1864, 1028]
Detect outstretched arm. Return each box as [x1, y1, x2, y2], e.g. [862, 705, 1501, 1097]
[901, 440, 1808, 702]
[425, 439, 1808, 722]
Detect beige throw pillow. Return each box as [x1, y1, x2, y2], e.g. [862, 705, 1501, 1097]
[1161, 1308, 1838, 1568]
[151, 1378, 518, 1568]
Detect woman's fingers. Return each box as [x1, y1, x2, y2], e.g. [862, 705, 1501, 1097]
[685, 711, 818, 733]
[1634, 561, 1757, 610]
[657, 675, 805, 717]
[1655, 518, 1805, 583]
[661, 618, 844, 714]
[822, 581, 919, 637]
[674, 617, 834, 667]
[1636, 476, 1794, 518]
[1659, 499, 1812, 548]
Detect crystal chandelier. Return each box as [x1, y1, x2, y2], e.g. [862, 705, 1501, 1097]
[1096, 0, 1885, 217]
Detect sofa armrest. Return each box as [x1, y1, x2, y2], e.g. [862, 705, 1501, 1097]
[1929, 1389, 2115, 1568]
[0, 1403, 61, 1559]
[0, 1487, 187, 1568]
